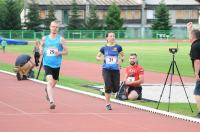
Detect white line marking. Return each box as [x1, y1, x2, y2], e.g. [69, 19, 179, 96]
[0, 70, 200, 123]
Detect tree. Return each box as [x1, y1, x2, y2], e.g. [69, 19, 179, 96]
[43, 1, 56, 29]
[24, 0, 42, 31]
[195, 0, 200, 3]
[151, 0, 171, 30]
[105, 3, 123, 30]
[3, 0, 21, 30]
[84, 5, 102, 30]
[67, 0, 82, 30]
[0, 0, 6, 29]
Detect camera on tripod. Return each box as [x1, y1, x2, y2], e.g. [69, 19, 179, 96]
[169, 48, 178, 54]
[157, 43, 193, 112]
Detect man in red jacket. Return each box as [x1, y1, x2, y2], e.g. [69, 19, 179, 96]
[124, 53, 144, 100]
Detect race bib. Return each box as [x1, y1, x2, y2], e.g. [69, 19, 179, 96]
[46, 47, 58, 56]
[105, 56, 117, 64]
[127, 77, 135, 83]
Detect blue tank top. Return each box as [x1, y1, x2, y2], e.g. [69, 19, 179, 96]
[100, 44, 122, 70]
[43, 35, 63, 68]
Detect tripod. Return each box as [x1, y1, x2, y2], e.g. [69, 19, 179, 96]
[156, 53, 193, 112]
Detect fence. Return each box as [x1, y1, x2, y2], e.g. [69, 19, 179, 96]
[0, 28, 188, 40]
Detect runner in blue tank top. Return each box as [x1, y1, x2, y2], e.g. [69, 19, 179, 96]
[96, 32, 124, 110]
[40, 21, 68, 109]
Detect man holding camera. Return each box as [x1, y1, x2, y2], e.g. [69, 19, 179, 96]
[14, 54, 35, 80]
[187, 22, 200, 118]
[124, 53, 144, 100]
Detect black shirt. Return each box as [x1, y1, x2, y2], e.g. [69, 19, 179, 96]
[190, 39, 200, 75]
[15, 54, 31, 66]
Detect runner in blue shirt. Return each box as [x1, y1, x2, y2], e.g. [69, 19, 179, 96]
[96, 32, 124, 110]
[40, 21, 68, 109]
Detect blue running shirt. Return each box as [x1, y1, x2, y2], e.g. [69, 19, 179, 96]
[43, 35, 63, 68]
[100, 44, 122, 70]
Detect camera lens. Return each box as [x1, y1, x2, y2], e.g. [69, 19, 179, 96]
[169, 48, 177, 54]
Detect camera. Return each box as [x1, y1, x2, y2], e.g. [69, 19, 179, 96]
[169, 48, 178, 54]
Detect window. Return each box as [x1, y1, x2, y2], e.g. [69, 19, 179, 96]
[121, 10, 141, 20]
[62, 10, 68, 24]
[68, 10, 84, 19]
[39, 10, 46, 19]
[147, 10, 154, 19]
[176, 10, 198, 19]
[78, 10, 85, 19]
[96, 10, 106, 20]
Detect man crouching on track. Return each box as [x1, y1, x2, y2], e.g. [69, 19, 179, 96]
[14, 54, 35, 80]
[40, 20, 68, 109]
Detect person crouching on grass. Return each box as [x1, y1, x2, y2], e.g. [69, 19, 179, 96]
[124, 53, 144, 100]
[96, 32, 124, 110]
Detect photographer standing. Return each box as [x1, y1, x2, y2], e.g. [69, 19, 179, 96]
[187, 22, 200, 118]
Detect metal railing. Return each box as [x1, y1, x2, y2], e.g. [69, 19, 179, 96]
[0, 29, 188, 40]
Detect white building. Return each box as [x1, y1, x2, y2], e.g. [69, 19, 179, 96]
[21, 0, 200, 28]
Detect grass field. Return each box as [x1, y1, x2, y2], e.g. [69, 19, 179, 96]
[1, 40, 198, 117]
[5, 41, 193, 76]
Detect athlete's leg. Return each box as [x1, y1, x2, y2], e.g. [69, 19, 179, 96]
[128, 90, 139, 100]
[194, 81, 200, 117]
[46, 75, 55, 103]
[105, 93, 111, 105]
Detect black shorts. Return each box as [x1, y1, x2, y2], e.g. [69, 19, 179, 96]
[128, 86, 142, 96]
[102, 69, 120, 94]
[44, 65, 60, 80]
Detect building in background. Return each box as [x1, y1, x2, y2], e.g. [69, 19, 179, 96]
[19, 0, 200, 39]
[21, 0, 200, 28]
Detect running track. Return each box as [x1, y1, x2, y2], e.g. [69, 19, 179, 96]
[0, 72, 200, 132]
[0, 52, 195, 83]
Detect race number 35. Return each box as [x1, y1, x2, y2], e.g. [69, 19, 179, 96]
[47, 47, 58, 56]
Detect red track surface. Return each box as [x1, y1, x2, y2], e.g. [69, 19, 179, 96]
[0, 52, 195, 83]
[0, 72, 200, 132]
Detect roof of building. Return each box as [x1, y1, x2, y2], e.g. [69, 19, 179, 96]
[28, 0, 200, 6]
[145, 0, 200, 5]
[28, 0, 141, 6]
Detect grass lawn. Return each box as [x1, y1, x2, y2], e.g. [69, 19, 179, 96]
[1, 40, 198, 117]
[6, 41, 193, 76]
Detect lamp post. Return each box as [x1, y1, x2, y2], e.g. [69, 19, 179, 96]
[141, 0, 146, 38]
[23, 0, 27, 23]
[85, 0, 90, 24]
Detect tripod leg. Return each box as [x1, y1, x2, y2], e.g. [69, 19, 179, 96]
[36, 55, 43, 79]
[168, 67, 173, 112]
[174, 61, 193, 113]
[157, 61, 173, 109]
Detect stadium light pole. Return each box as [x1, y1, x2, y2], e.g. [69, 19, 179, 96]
[141, 0, 146, 39]
[85, 0, 90, 24]
[24, 0, 27, 23]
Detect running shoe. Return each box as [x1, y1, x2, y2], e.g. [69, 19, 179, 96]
[50, 102, 56, 109]
[105, 104, 112, 110]
[16, 73, 21, 80]
[22, 75, 27, 80]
